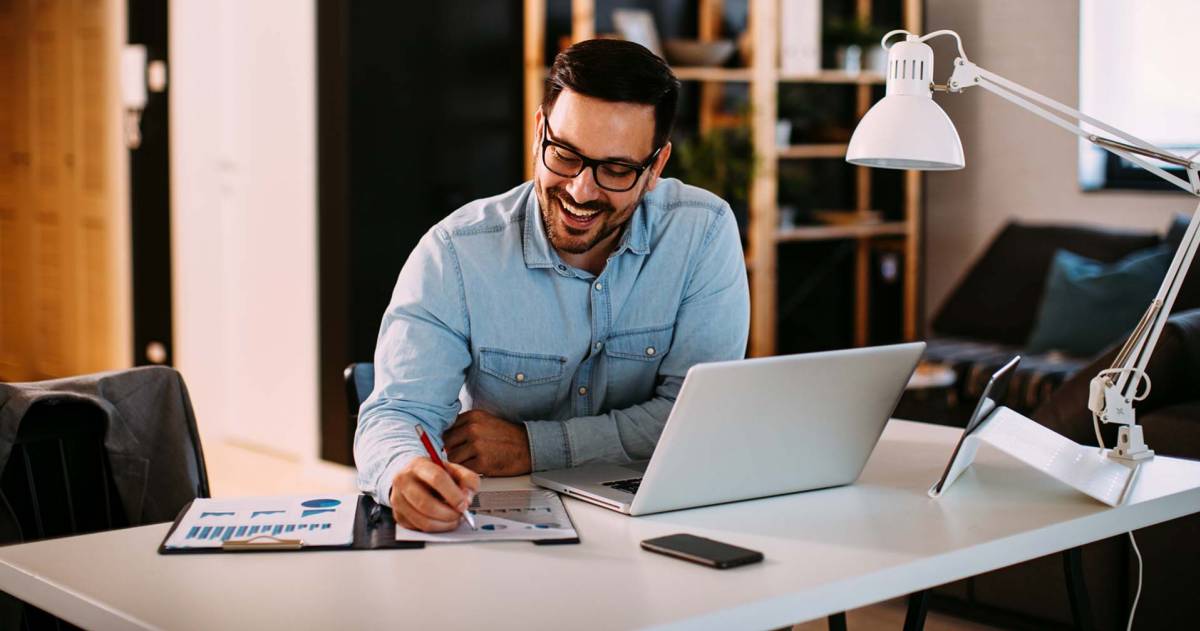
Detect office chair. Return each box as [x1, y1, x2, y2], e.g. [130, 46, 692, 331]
[0, 373, 210, 630]
[343, 362, 375, 427]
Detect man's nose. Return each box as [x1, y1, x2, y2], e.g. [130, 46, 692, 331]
[566, 166, 603, 204]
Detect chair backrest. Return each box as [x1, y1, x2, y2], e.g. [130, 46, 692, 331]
[0, 399, 129, 545]
[343, 362, 375, 427]
[0, 399, 130, 631]
[0, 372, 210, 629]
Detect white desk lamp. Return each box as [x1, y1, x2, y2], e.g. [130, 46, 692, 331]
[847, 30, 1200, 465]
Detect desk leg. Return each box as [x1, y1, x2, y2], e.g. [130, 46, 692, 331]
[826, 612, 847, 631]
[903, 590, 929, 631]
[1063, 546, 1095, 631]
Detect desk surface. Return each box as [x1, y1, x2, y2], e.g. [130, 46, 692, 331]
[2, 420, 1199, 631]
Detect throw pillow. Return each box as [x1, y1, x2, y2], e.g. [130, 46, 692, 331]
[1026, 245, 1174, 357]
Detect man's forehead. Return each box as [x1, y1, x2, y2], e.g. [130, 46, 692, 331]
[547, 90, 656, 162]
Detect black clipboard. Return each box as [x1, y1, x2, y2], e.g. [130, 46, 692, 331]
[158, 494, 580, 554]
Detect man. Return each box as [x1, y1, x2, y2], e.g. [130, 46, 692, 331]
[355, 39, 749, 532]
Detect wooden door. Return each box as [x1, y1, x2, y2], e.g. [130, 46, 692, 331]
[0, 0, 128, 381]
[0, 0, 34, 378]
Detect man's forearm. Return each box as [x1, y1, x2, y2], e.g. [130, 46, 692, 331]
[523, 378, 681, 471]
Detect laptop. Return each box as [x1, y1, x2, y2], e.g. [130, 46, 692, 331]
[532, 341, 926, 516]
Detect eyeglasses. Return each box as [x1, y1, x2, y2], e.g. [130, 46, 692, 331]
[541, 118, 662, 193]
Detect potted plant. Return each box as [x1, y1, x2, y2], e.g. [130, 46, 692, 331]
[666, 121, 756, 240]
[825, 17, 887, 74]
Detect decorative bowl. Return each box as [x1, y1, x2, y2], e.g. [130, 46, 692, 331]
[663, 39, 736, 67]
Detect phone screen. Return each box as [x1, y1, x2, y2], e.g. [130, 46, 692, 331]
[641, 533, 763, 568]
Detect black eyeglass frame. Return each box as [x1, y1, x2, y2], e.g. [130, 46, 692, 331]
[540, 117, 663, 193]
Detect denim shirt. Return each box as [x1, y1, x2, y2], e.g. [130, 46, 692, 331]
[354, 178, 749, 505]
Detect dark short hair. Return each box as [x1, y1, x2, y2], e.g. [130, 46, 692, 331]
[543, 39, 680, 152]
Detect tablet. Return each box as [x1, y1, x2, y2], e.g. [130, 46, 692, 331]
[929, 355, 1020, 497]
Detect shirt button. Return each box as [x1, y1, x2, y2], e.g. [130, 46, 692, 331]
[515, 372, 526, 382]
[578, 386, 588, 396]
[556, 264, 566, 272]
[645, 347, 656, 356]
[594, 342, 603, 352]
[594, 282, 603, 291]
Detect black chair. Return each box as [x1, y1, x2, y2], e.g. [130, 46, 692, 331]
[343, 362, 375, 428]
[0, 379, 209, 630]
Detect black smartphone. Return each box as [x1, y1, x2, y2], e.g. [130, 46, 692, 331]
[640, 534, 764, 569]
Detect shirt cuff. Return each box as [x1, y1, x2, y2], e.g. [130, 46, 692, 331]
[374, 451, 420, 508]
[524, 420, 570, 471]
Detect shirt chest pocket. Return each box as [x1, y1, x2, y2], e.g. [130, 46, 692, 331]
[606, 324, 673, 362]
[478, 348, 567, 386]
[604, 324, 673, 408]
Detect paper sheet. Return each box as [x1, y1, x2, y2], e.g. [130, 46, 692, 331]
[394, 489, 577, 543]
[163, 494, 359, 549]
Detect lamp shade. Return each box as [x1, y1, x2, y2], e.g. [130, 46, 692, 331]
[846, 37, 965, 170]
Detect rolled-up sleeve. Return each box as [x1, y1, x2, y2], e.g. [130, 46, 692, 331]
[354, 227, 472, 505]
[524, 207, 750, 470]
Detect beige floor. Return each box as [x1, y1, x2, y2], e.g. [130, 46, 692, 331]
[205, 440, 999, 631]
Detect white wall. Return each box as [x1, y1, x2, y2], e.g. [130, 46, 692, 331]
[922, 0, 1196, 321]
[170, 0, 318, 460]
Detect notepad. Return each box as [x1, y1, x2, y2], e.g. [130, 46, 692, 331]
[162, 494, 359, 549]
[394, 489, 577, 543]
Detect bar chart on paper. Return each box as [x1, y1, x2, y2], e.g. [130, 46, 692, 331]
[393, 489, 578, 543]
[164, 494, 359, 549]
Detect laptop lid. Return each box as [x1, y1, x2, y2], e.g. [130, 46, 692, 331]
[627, 342, 925, 516]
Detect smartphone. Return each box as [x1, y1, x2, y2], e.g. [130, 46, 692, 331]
[640, 533, 764, 569]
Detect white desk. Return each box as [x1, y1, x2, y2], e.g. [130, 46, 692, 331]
[2, 420, 1198, 631]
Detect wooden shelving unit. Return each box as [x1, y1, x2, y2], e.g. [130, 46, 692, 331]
[523, 0, 923, 357]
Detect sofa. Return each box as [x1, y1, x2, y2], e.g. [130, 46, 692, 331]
[895, 215, 1199, 427]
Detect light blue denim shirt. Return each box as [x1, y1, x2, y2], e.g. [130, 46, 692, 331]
[354, 178, 749, 505]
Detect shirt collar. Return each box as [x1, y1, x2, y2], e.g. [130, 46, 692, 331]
[521, 182, 652, 270]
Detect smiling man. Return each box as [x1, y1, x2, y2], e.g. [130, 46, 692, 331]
[355, 39, 750, 532]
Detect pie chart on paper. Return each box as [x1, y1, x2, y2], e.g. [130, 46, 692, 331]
[300, 498, 342, 508]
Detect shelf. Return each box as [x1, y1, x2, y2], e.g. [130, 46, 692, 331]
[670, 66, 752, 82]
[671, 68, 885, 85]
[778, 144, 849, 159]
[775, 221, 909, 242]
[780, 70, 885, 84]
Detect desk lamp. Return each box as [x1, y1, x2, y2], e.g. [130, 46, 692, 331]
[847, 29, 1200, 463]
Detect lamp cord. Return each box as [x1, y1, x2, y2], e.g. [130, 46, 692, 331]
[880, 29, 970, 63]
[1086, 367, 1147, 630]
[1128, 531, 1142, 631]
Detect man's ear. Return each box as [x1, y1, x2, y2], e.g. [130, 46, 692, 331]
[645, 141, 672, 192]
[531, 108, 544, 158]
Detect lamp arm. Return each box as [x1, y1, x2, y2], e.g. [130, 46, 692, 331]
[946, 60, 1200, 196]
[1113, 202, 1200, 397]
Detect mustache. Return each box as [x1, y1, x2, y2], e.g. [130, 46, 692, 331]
[549, 187, 614, 214]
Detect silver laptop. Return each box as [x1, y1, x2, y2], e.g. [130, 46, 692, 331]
[532, 342, 925, 516]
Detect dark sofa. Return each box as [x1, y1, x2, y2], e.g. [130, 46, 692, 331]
[905, 217, 1200, 629]
[896, 216, 1199, 426]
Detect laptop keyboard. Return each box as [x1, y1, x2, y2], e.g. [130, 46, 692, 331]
[602, 478, 642, 495]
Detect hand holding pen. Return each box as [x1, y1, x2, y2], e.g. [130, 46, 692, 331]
[387, 425, 481, 533]
[416, 425, 478, 530]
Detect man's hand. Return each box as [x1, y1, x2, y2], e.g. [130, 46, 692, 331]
[389, 457, 480, 532]
[443, 409, 532, 476]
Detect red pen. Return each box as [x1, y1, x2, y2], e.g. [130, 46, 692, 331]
[415, 425, 477, 530]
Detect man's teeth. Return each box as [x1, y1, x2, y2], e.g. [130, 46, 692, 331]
[563, 202, 600, 218]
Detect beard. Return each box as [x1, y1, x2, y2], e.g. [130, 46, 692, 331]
[535, 181, 641, 256]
